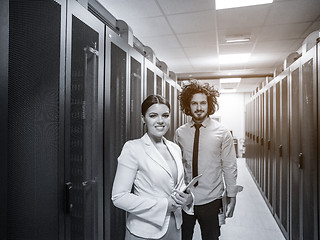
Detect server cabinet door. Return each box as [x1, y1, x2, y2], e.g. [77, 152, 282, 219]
[65, 1, 104, 239]
[156, 75, 163, 95]
[260, 94, 265, 193]
[289, 65, 301, 240]
[146, 68, 155, 97]
[300, 49, 318, 240]
[104, 29, 129, 240]
[163, 78, 176, 141]
[265, 90, 270, 202]
[129, 49, 144, 140]
[280, 76, 289, 237]
[170, 84, 176, 140]
[269, 86, 275, 208]
[274, 81, 281, 219]
[144, 59, 164, 97]
[174, 86, 181, 134]
[8, 1, 65, 239]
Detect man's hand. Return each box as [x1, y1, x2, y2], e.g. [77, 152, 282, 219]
[226, 197, 236, 218]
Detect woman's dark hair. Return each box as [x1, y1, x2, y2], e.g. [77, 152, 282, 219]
[178, 80, 220, 116]
[141, 94, 170, 116]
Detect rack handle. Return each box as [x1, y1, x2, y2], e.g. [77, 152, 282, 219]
[297, 153, 303, 169]
[65, 182, 73, 213]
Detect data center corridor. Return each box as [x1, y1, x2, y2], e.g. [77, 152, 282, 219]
[193, 158, 285, 240]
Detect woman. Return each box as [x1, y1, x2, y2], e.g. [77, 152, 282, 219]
[112, 95, 193, 240]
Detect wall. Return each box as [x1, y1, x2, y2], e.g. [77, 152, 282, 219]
[212, 92, 250, 157]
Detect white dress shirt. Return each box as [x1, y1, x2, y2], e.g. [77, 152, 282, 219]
[174, 117, 239, 206]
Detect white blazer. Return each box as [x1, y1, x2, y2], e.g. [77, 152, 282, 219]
[111, 133, 186, 239]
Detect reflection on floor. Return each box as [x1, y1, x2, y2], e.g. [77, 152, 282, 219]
[192, 158, 286, 240]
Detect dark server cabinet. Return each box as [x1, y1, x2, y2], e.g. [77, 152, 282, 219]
[272, 72, 290, 238]
[157, 75, 163, 96]
[129, 49, 144, 140]
[104, 28, 129, 240]
[289, 46, 318, 240]
[289, 63, 301, 240]
[253, 99, 256, 182]
[174, 87, 180, 133]
[146, 68, 155, 97]
[280, 75, 290, 237]
[7, 0, 105, 239]
[259, 93, 265, 194]
[64, 1, 104, 239]
[145, 58, 164, 97]
[164, 79, 172, 139]
[7, 1, 65, 239]
[246, 102, 251, 172]
[298, 48, 318, 240]
[264, 90, 270, 203]
[170, 84, 176, 140]
[274, 81, 281, 219]
[269, 85, 275, 209]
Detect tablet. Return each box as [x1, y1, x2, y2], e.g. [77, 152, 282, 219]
[182, 174, 203, 193]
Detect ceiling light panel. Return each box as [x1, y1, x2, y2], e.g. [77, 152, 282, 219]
[225, 35, 251, 43]
[216, 0, 273, 10]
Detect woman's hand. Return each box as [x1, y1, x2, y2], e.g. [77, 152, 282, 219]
[167, 195, 181, 213]
[171, 189, 193, 207]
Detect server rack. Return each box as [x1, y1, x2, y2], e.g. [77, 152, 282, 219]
[246, 35, 319, 240]
[144, 52, 165, 98]
[7, 1, 66, 239]
[104, 25, 131, 240]
[64, 1, 105, 239]
[129, 48, 144, 141]
[4, 0, 185, 239]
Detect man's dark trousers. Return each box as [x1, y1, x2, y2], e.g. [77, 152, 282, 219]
[182, 199, 222, 240]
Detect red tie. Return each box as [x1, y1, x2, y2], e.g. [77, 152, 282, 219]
[192, 123, 201, 186]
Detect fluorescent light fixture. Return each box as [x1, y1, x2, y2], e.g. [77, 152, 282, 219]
[225, 35, 251, 43]
[219, 53, 251, 64]
[220, 78, 241, 83]
[226, 38, 250, 43]
[216, 0, 273, 10]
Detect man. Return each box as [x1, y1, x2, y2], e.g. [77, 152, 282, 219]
[174, 80, 242, 240]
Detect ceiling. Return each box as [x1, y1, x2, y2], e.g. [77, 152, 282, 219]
[97, 0, 320, 93]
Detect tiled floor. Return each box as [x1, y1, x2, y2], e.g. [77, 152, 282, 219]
[192, 158, 286, 240]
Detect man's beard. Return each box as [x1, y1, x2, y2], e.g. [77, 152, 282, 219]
[192, 110, 207, 122]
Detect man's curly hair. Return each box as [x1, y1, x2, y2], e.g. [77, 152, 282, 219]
[178, 80, 220, 116]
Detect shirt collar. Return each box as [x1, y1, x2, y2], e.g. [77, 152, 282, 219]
[190, 117, 210, 128]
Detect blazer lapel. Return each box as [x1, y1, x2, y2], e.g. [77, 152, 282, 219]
[163, 138, 184, 189]
[142, 134, 172, 176]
